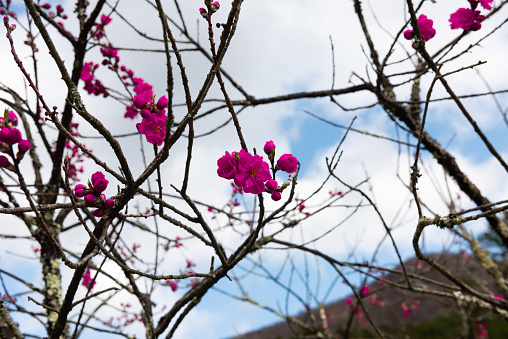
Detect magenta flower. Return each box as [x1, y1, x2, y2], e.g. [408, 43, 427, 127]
[217, 151, 237, 179]
[124, 105, 138, 119]
[91, 171, 105, 186]
[100, 14, 112, 25]
[235, 154, 271, 194]
[361, 286, 370, 295]
[133, 90, 153, 109]
[449, 8, 484, 31]
[479, 0, 494, 10]
[403, 14, 436, 42]
[80, 62, 95, 82]
[133, 78, 153, 94]
[277, 154, 298, 173]
[136, 110, 167, 146]
[263, 140, 276, 155]
[82, 268, 96, 289]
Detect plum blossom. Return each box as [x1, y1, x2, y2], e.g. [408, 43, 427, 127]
[403, 14, 436, 42]
[136, 110, 167, 146]
[235, 153, 271, 194]
[449, 8, 484, 30]
[217, 151, 237, 179]
[82, 269, 96, 289]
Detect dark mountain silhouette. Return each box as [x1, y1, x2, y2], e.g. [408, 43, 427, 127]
[231, 252, 508, 339]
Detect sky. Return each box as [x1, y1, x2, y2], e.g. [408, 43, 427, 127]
[1, 0, 508, 338]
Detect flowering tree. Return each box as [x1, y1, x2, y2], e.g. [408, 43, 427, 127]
[0, 0, 508, 338]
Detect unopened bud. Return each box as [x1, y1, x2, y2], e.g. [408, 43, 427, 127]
[211, 1, 220, 13]
[199, 7, 207, 18]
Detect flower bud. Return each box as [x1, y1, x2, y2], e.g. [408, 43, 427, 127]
[91, 171, 105, 186]
[92, 209, 104, 217]
[74, 184, 87, 197]
[104, 198, 115, 209]
[157, 95, 168, 109]
[265, 179, 278, 192]
[93, 178, 109, 193]
[263, 140, 275, 155]
[271, 191, 282, 201]
[199, 7, 207, 18]
[211, 1, 220, 12]
[0, 155, 11, 168]
[0, 127, 22, 145]
[18, 139, 31, 152]
[42, 3, 51, 9]
[84, 194, 96, 204]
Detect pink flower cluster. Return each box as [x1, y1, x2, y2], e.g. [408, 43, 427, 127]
[217, 141, 298, 199]
[403, 14, 436, 42]
[82, 268, 96, 289]
[91, 14, 112, 40]
[100, 44, 120, 70]
[74, 171, 115, 217]
[81, 62, 108, 97]
[0, 110, 31, 170]
[400, 299, 420, 317]
[133, 90, 169, 146]
[449, 0, 493, 31]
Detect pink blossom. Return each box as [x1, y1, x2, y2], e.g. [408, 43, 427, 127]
[264, 140, 276, 155]
[217, 151, 237, 179]
[91, 171, 105, 186]
[82, 269, 96, 289]
[361, 285, 370, 295]
[346, 297, 353, 304]
[100, 14, 112, 25]
[277, 154, 298, 173]
[124, 105, 138, 119]
[494, 295, 503, 300]
[235, 153, 271, 194]
[136, 110, 167, 146]
[93, 178, 109, 193]
[449, 8, 484, 31]
[479, 0, 494, 10]
[133, 90, 153, 109]
[133, 78, 153, 94]
[403, 14, 436, 42]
